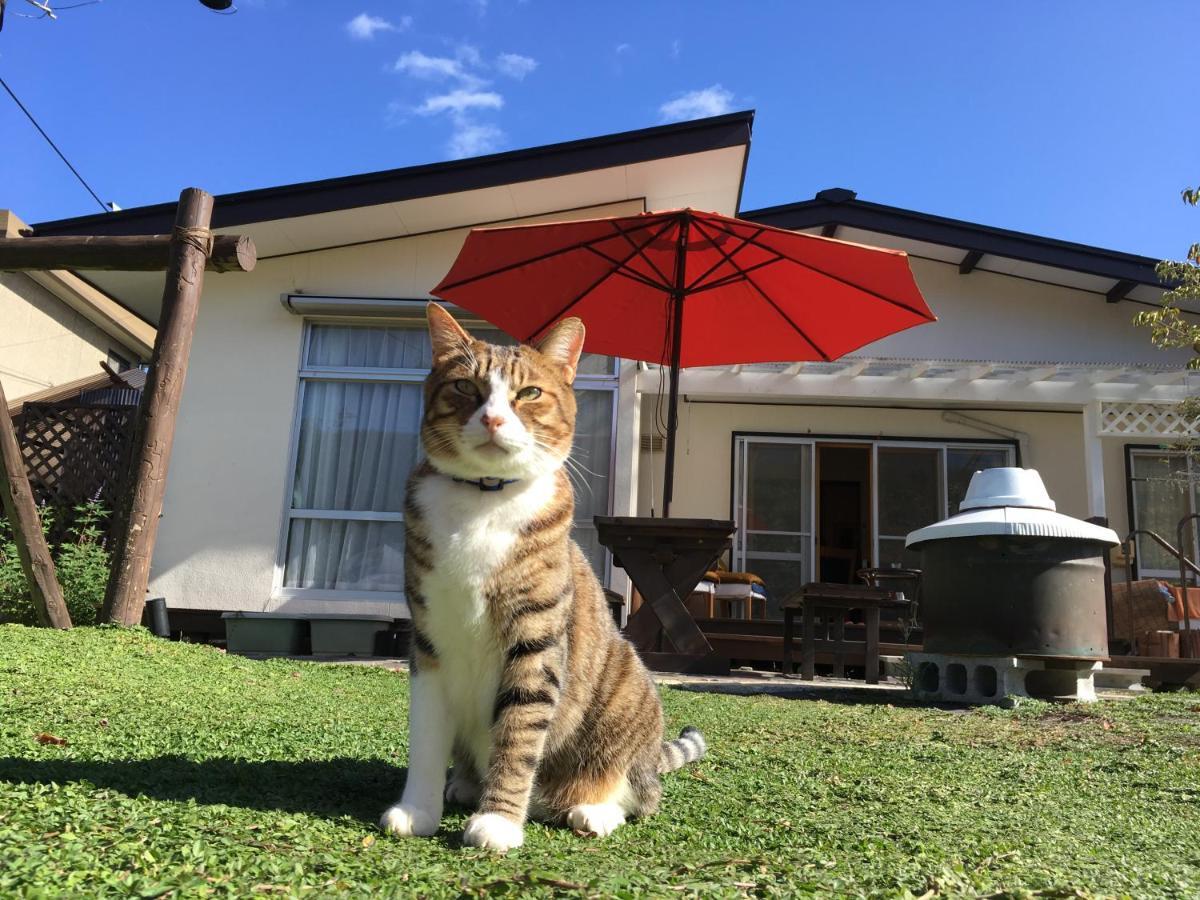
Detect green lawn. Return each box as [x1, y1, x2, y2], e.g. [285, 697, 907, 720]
[1, 626, 1199, 898]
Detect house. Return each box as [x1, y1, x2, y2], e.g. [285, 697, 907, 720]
[23, 111, 1194, 634]
[0, 210, 154, 403]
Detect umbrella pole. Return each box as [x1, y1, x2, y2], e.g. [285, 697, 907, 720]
[662, 213, 691, 520]
[662, 212, 690, 519]
[662, 304, 684, 518]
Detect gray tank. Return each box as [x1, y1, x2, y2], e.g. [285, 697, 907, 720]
[905, 468, 1119, 661]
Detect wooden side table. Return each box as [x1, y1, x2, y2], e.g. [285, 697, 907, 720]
[595, 516, 734, 675]
[782, 583, 909, 684]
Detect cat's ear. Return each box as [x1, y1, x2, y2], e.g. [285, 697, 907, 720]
[427, 302, 472, 363]
[535, 317, 586, 384]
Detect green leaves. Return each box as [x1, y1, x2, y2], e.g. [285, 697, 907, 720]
[0, 500, 111, 626]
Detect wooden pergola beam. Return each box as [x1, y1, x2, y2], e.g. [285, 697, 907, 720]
[0, 380, 71, 629]
[0, 234, 256, 273]
[101, 189, 232, 626]
[1, 187, 255, 629]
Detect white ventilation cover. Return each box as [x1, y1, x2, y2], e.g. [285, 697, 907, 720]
[958, 467, 1055, 512]
[906, 467, 1119, 548]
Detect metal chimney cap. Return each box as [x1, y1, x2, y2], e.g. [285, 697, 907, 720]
[905, 467, 1119, 548]
[958, 467, 1055, 512]
[904, 506, 1120, 548]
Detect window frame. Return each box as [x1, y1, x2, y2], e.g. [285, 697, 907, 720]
[730, 432, 1017, 592]
[1126, 445, 1200, 580]
[271, 317, 619, 603]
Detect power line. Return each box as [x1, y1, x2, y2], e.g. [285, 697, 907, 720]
[0, 73, 109, 212]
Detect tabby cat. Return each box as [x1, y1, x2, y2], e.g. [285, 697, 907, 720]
[379, 303, 706, 852]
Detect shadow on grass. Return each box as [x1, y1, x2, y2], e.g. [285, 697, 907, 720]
[0, 756, 408, 823]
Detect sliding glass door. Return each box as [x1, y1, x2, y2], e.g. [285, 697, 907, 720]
[733, 438, 813, 618]
[733, 435, 1015, 618]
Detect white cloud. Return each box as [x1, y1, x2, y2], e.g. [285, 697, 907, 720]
[449, 120, 504, 158]
[496, 52, 537, 80]
[456, 43, 484, 68]
[394, 50, 465, 80]
[615, 42, 632, 55]
[393, 49, 491, 91]
[346, 12, 409, 40]
[391, 43, 510, 160]
[670, 39, 681, 61]
[659, 84, 734, 122]
[416, 89, 504, 115]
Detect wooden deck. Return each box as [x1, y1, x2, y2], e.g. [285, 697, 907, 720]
[693, 616, 921, 671]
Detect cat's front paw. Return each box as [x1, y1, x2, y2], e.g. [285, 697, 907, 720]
[379, 803, 439, 838]
[462, 812, 524, 852]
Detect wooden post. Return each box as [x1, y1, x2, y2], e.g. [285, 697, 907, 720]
[101, 188, 217, 626]
[0, 380, 72, 629]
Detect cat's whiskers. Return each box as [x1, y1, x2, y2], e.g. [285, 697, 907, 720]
[527, 440, 594, 499]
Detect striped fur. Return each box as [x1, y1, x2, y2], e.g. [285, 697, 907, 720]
[660, 726, 708, 773]
[380, 304, 705, 852]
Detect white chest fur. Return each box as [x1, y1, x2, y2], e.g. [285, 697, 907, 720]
[412, 472, 558, 769]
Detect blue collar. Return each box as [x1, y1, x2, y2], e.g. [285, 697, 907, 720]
[452, 476, 519, 492]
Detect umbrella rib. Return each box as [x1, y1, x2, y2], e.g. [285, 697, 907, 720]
[689, 254, 787, 293]
[434, 212, 673, 293]
[524, 217, 680, 340]
[609, 218, 674, 290]
[690, 218, 833, 362]
[683, 227, 758, 292]
[584, 245, 671, 293]
[699, 218, 936, 320]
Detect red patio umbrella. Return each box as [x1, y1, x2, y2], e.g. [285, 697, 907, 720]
[432, 208, 936, 516]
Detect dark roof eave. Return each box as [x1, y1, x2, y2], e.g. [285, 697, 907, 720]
[741, 196, 1167, 288]
[32, 111, 754, 237]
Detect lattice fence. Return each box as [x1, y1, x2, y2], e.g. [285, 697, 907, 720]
[1100, 402, 1200, 437]
[16, 403, 138, 513]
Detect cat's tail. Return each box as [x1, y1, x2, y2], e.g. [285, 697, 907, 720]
[658, 726, 707, 773]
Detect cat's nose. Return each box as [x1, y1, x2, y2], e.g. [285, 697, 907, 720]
[481, 412, 506, 433]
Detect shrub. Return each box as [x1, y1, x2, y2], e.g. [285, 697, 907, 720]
[0, 502, 111, 626]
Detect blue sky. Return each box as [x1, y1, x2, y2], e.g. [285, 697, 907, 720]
[1, 1, 1197, 259]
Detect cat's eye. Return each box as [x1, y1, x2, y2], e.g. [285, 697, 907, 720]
[454, 379, 479, 396]
[516, 386, 542, 401]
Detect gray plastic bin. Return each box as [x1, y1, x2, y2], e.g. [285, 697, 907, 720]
[222, 613, 308, 655]
[309, 615, 394, 656]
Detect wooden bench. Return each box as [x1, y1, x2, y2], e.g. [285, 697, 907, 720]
[782, 583, 911, 684]
[1109, 654, 1200, 690]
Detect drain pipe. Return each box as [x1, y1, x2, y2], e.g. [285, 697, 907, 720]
[941, 411, 1031, 465]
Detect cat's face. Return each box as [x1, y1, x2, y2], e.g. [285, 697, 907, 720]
[421, 303, 585, 482]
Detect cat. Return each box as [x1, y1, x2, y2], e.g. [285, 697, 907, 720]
[379, 302, 706, 852]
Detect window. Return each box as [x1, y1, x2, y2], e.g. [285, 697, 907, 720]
[277, 320, 617, 601]
[1129, 449, 1198, 577]
[733, 435, 1015, 617]
[876, 446, 942, 568]
[733, 439, 812, 618]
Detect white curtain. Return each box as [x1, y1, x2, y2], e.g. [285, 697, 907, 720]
[283, 323, 615, 594]
[284, 325, 426, 591]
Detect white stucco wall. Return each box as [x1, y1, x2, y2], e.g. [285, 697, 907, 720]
[636, 398, 1090, 521]
[147, 201, 646, 616]
[0, 271, 127, 401]
[858, 257, 1190, 368]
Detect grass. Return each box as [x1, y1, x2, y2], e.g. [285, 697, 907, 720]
[1, 626, 1199, 898]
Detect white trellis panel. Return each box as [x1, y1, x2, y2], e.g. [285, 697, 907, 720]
[1099, 402, 1200, 437]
